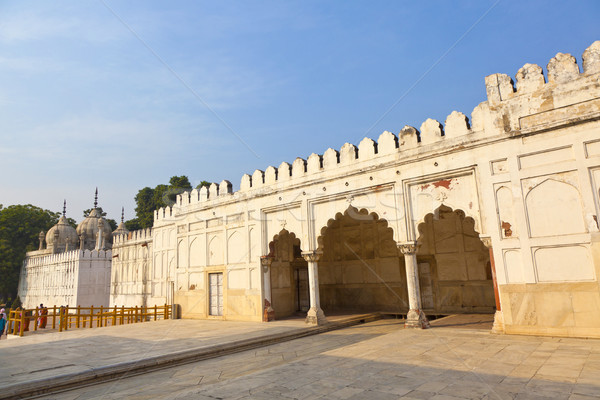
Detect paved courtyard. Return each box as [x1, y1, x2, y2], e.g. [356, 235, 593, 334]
[16, 315, 600, 400]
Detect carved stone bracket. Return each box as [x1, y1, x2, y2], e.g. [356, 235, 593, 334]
[301, 250, 323, 263]
[397, 241, 417, 255]
[260, 255, 273, 272]
[479, 235, 493, 249]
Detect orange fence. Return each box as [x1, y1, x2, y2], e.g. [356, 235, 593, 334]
[6, 304, 171, 337]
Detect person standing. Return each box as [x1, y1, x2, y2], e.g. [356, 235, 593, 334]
[39, 304, 48, 329]
[0, 311, 6, 339]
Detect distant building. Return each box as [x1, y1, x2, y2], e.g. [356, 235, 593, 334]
[18, 193, 114, 308]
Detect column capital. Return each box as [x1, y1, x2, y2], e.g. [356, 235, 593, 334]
[479, 235, 493, 249]
[397, 241, 417, 255]
[260, 255, 273, 272]
[301, 250, 323, 263]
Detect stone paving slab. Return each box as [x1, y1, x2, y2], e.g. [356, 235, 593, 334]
[28, 315, 600, 400]
[0, 313, 380, 399]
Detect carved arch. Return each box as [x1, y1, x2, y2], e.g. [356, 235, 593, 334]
[268, 229, 303, 261]
[317, 206, 397, 260]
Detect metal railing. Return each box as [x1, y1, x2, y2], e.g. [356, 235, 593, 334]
[6, 304, 171, 336]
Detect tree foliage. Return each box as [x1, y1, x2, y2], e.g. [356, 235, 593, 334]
[130, 175, 197, 229]
[0, 205, 62, 302]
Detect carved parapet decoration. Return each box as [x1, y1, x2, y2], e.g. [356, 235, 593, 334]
[397, 241, 417, 255]
[38, 231, 45, 250]
[260, 255, 274, 273]
[301, 250, 322, 263]
[479, 235, 493, 249]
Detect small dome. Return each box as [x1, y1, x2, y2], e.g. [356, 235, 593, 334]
[112, 207, 130, 238]
[113, 221, 130, 237]
[46, 215, 78, 252]
[76, 209, 113, 250]
[76, 189, 113, 250]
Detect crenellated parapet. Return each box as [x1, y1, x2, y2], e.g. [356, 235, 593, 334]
[113, 227, 153, 245]
[153, 41, 600, 218]
[23, 249, 112, 268]
[231, 105, 486, 191]
[166, 106, 486, 210]
[484, 41, 600, 135]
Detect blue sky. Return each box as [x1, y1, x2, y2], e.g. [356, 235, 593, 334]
[0, 1, 598, 223]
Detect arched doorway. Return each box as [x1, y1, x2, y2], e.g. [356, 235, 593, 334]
[416, 205, 495, 313]
[316, 206, 408, 314]
[268, 229, 309, 319]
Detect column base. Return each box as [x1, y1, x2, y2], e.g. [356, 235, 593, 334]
[491, 310, 504, 334]
[263, 300, 275, 322]
[405, 309, 430, 329]
[305, 307, 327, 325]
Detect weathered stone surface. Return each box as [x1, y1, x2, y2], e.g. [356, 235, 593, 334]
[339, 143, 357, 165]
[582, 40, 600, 74]
[485, 73, 514, 104]
[264, 166, 277, 184]
[515, 63, 545, 93]
[277, 162, 291, 182]
[444, 111, 470, 137]
[219, 180, 232, 195]
[358, 137, 377, 159]
[291, 157, 306, 177]
[547, 52, 579, 83]
[398, 125, 419, 148]
[419, 118, 443, 142]
[377, 130, 398, 154]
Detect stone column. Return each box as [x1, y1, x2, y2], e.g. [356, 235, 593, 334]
[302, 250, 327, 325]
[480, 235, 504, 333]
[260, 256, 275, 321]
[398, 241, 430, 329]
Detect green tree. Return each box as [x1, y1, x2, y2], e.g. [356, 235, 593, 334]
[131, 176, 199, 229]
[124, 218, 142, 231]
[133, 187, 156, 229]
[0, 205, 61, 302]
[196, 181, 210, 189]
[169, 176, 192, 190]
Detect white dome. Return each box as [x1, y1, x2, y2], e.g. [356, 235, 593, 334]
[46, 215, 78, 252]
[76, 208, 113, 250]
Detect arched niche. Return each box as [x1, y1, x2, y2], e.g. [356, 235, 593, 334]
[208, 235, 224, 266]
[315, 205, 408, 314]
[177, 239, 187, 269]
[268, 229, 308, 318]
[525, 178, 586, 237]
[416, 204, 495, 313]
[189, 236, 204, 268]
[227, 230, 245, 264]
